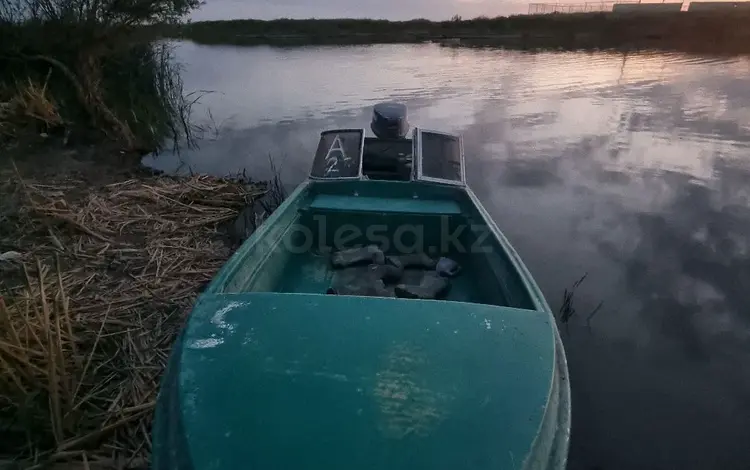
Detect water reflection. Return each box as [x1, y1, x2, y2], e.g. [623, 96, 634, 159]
[146, 42, 750, 469]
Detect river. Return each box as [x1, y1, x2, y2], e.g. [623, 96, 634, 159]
[146, 42, 750, 470]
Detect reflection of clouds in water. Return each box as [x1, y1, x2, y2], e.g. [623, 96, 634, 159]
[450, 52, 750, 469]
[409, 94, 479, 130]
[484, 140, 750, 470]
[157, 45, 750, 185]
[172, 43, 477, 129]
[497, 157, 563, 188]
[619, 134, 713, 181]
[682, 86, 729, 118]
[590, 166, 750, 365]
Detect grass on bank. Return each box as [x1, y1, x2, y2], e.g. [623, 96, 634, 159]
[0, 0, 201, 153]
[0, 37, 196, 153]
[0, 162, 273, 468]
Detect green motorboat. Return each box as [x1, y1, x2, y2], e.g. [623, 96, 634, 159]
[152, 103, 571, 470]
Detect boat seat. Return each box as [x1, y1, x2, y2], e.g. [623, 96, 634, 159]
[308, 194, 462, 215]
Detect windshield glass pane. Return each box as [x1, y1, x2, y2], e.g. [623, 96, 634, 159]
[420, 131, 463, 182]
[310, 129, 363, 179]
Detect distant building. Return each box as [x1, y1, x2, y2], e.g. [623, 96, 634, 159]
[528, 1, 640, 14]
[612, 2, 683, 12]
[688, 1, 750, 11]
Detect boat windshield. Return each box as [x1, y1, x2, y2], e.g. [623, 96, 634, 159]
[414, 128, 465, 185]
[310, 129, 365, 180]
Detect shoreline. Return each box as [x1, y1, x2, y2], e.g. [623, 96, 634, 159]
[0, 142, 279, 468]
[1, 0, 280, 465]
[160, 12, 750, 54]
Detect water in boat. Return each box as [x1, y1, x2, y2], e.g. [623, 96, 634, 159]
[151, 102, 571, 470]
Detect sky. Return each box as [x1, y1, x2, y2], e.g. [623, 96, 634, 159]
[189, 0, 533, 21]
[188, 0, 736, 21]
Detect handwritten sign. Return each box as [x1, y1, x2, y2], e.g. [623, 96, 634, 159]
[310, 129, 363, 179]
[324, 134, 351, 176]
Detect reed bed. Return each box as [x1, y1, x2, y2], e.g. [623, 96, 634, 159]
[0, 168, 268, 468]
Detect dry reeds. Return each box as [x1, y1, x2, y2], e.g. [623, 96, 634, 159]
[0, 168, 267, 468]
[12, 71, 64, 129]
[0, 70, 63, 139]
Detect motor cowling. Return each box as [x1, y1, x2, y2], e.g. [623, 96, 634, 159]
[371, 102, 409, 139]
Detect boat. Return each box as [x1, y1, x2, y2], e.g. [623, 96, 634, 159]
[151, 102, 571, 470]
[438, 37, 462, 47]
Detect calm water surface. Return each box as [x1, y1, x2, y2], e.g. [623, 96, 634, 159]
[148, 42, 750, 470]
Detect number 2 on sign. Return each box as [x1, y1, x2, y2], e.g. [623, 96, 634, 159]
[324, 134, 351, 176]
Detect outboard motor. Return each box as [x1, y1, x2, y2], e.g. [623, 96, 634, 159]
[371, 102, 409, 139]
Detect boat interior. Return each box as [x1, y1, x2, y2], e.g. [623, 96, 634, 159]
[206, 104, 538, 311]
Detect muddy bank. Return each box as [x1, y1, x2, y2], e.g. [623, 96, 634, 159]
[0, 144, 277, 468]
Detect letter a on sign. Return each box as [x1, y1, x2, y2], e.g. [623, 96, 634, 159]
[324, 134, 351, 176]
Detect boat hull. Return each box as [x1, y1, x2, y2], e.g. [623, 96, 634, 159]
[152, 179, 570, 470]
